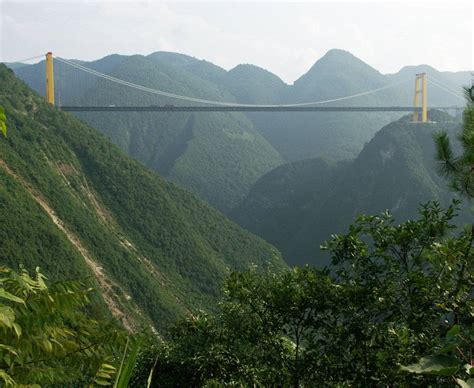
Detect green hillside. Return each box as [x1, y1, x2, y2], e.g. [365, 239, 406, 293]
[233, 110, 468, 266]
[288, 49, 389, 101]
[386, 64, 472, 107]
[11, 49, 470, 209]
[232, 49, 401, 162]
[222, 64, 286, 104]
[74, 53, 284, 212]
[229, 50, 468, 162]
[243, 49, 468, 162]
[13, 54, 283, 212]
[0, 64, 285, 332]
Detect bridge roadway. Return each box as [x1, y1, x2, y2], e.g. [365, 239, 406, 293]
[59, 105, 437, 113]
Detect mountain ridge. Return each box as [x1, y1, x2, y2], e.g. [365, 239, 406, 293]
[9, 49, 471, 210]
[232, 110, 468, 266]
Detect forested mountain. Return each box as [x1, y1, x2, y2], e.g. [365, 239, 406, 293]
[232, 110, 469, 266]
[242, 49, 469, 162]
[12, 54, 283, 212]
[0, 64, 285, 332]
[386, 64, 472, 107]
[221, 64, 286, 104]
[10, 49, 470, 211]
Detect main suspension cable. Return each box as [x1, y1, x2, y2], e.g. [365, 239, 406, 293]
[1, 54, 45, 64]
[55, 56, 410, 107]
[428, 79, 465, 101]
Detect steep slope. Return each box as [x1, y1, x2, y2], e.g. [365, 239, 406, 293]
[230, 50, 470, 162]
[233, 111, 467, 266]
[244, 49, 404, 162]
[0, 65, 286, 332]
[11, 49, 470, 203]
[13, 54, 283, 212]
[387, 65, 471, 107]
[13, 55, 127, 105]
[222, 64, 286, 104]
[231, 158, 345, 255]
[147, 51, 227, 85]
[288, 49, 389, 102]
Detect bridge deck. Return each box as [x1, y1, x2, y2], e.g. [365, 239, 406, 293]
[59, 106, 438, 113]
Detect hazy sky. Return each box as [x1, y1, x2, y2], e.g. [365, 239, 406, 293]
[1, 0, 472, 83]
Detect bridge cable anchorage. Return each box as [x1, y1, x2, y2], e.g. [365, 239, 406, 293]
[1, 54, 46, 64]
[55, 56, 410, 107]
[427, 79, 466, 101]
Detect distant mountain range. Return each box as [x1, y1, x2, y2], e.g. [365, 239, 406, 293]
[0, 64, 285, 332]
[239, 49, 469, 162]
[232, 110, 470, 266]
[9, 49, 471, 211]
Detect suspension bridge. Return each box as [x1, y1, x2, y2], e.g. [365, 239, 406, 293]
[25, 52, 467, 122]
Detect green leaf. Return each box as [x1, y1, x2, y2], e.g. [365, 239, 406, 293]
[12, 323, 22, 338]
[0, 288, 23, 304]
[95, 379, 112, 386]
[101, 363, 116, 371]
[440, 343, 458, 353]
[114, 337, 142, 388]
[0, 306, 15, 328]
[0, 369, 15, 385]
[401, 355, 462, 376]
[465, 364, 474, 376]
[456, 378, 474, 388]
[0, 120, 6, 138]
[0, 344, 18, 356]
[147, 356, 159, 388]
[447, 324, 461, 338]
[41, 339, 53, 352]
[3, 354, 11, 367]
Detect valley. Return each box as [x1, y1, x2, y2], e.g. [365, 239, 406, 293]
[1, 9, 472, 381]
[0, 64, 286, 332]
[11, 49, 470, 213]
[232, 110, 469, 266]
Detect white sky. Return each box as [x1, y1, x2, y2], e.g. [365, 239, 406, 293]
[1, 0, 473, 83]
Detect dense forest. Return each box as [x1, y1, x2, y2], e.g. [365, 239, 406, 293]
[12, 53, 284, 212]
[0, 64, 285, 333]
[2, 200, 472, 386]
[233, 110, 471, 266]
[1, 49, 472, 386]
[146, 200, 473, 386]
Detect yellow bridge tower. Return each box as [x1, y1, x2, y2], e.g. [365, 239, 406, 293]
[45, 52, 55, 105]
[413, 73, 427, 123]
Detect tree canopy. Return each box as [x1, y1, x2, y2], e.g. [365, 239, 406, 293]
[435, 85, 474, 197]
[0, 265, 128, 386]
[145, 201, 473, 387]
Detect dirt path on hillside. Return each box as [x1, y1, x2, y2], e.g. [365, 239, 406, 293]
[0, 159, 135, 331]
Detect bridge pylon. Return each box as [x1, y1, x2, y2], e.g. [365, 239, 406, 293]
[45, 52, 55, 105]
[413, 73, 427, 123]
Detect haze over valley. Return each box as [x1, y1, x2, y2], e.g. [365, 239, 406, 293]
[10, 49, 471, 213]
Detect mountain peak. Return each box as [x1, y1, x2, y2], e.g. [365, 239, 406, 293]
[392, 64, 440, 77]
[291, 49, 386, 97]
[319, 48, 357, 60]
[147, 50, 196, 62]
[307, 48, 381, 75]
[228, 64, 285, 84]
